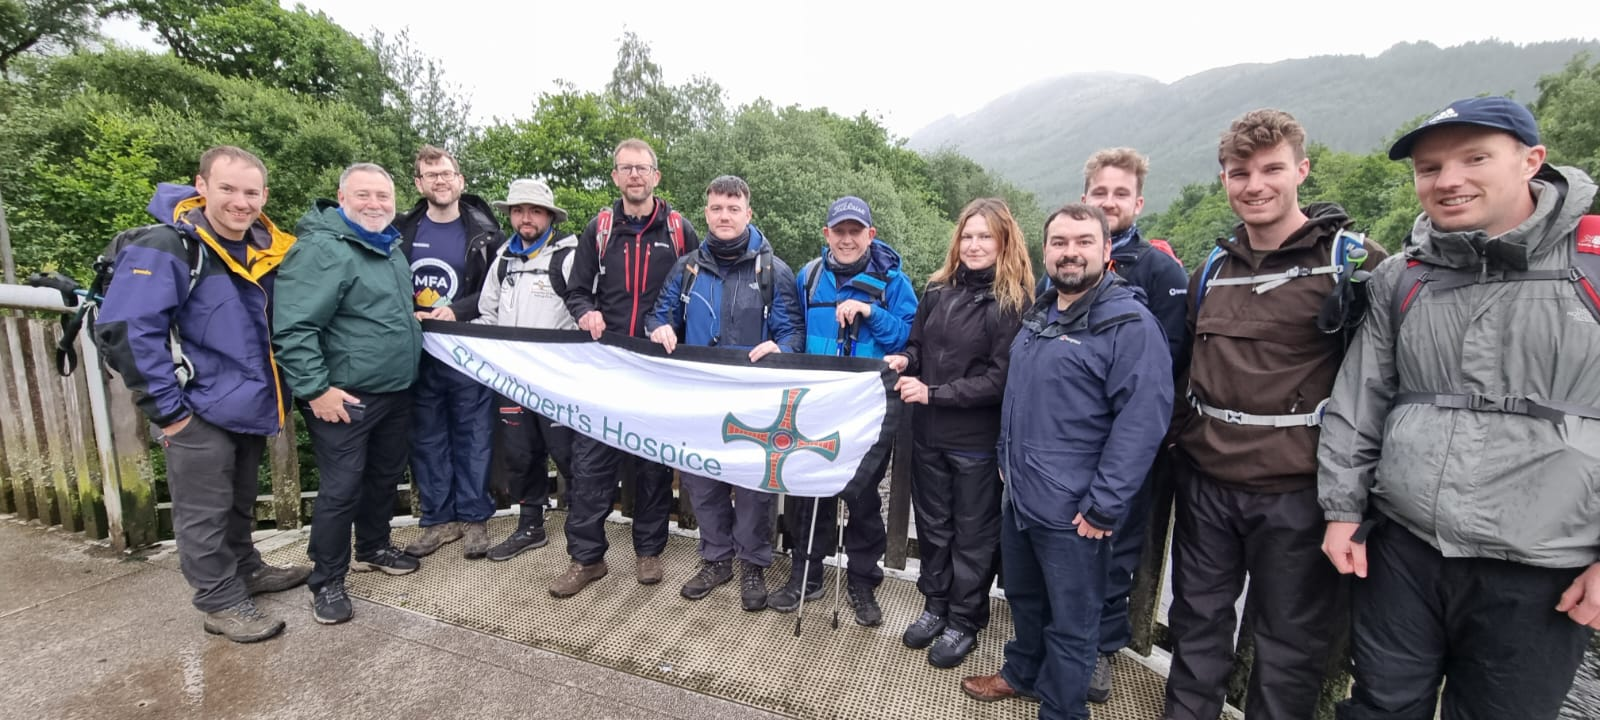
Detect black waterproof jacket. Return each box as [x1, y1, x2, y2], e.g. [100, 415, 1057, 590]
[898, 266, 1025, 453]
[563, 198, 701, 338]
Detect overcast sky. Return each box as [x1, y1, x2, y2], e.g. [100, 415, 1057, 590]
[105, 1, 1596, 138]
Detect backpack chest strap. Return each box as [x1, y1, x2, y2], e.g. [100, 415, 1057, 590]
[1188, 391, 1330, 427]
[1207, 263, 1342, 294]
[1394, 392, 1600, 422]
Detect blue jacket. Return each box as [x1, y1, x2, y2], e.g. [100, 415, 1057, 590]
[646, 226, 802, 352]
[95, 183, 296, 435]
[999, 273, 1174, 532]
[796, 240, 917, 358]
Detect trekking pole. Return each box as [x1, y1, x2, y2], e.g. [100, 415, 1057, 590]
[794, 496, 822, 637]
[831, 495, 848, 629]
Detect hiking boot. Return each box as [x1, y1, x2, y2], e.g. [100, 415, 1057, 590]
[961, 673, 1034, 702]
[549, 561, 608, 598]
[636, 554, 664, 585]
[243, 563, 311, 595]
[462, 522, 490, 560]
[311, 581, 353, 625]
[202, 598, 285, 642]
[738, 562, 768, 611]
[351, 546, 420, 576]
[846, 582, 882, 626]
[487, 525, 548, 562]
[766, 572, 825, 613]
[1088, 652, 1115, 703]
[403, 522, 462, 557]
[680, 559, 734, 600]
[902, 610, 947, 649]
[928, 626, 976, 668]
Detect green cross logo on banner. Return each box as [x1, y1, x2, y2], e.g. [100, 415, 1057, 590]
[722, 388, 841, 492]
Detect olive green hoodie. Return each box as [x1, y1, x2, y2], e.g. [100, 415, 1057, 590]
[272, 200, 421, 399]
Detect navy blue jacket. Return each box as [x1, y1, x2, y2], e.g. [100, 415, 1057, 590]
[1000, 273, 1174, 532]
[796, 240, 917, 359]
[646, 226, 802, 352]
[1036, 225, 1187, 362]
[95, 184, 296, 435]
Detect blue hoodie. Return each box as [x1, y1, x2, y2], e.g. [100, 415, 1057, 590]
[95, 183, 296, 435]
[646, 226, 801, 351]
[796, 239, 918, 358]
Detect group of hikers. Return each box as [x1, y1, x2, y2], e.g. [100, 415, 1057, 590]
[92, 95, 1600, 720]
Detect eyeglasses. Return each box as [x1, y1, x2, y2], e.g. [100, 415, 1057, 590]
[614, 164, 657, 176]
[418, 171, 457, 182]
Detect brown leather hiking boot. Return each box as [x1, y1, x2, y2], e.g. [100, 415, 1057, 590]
[961, 673, 1037, 702]
[549, 561, 608, 598]
[635, 554, 664, 585]
[403, 522, 462, 557]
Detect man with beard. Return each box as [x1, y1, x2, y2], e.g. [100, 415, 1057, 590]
[275, 163, 423, 625]
[555, 139, 700, 597]
[474, 178, 580, 561]
[396, 145, 507, 561]
[1163, 110, 1386, 720]
[1076, 148, 1187, 703]
[961, 203, 1172, 720]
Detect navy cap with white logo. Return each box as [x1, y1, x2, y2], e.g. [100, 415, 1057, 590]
[826, 196, 874, 228]
[1388, 96, 1541, 160]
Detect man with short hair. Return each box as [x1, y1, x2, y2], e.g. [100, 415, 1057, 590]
[475, 178, 581, 561]
[554, 138, 700, 597]
[396, 145, 507, 560]
[97, 145, 307, 643]
[1320, 96, 1600, 719]
[274, 163, 423, 625]
[1077, 147, 1188, 703]
[960, 203, 1172, 719]
[1163, 109, 1386, 720]
[769, 196, 917, 625]
[647, 174, 801, 612]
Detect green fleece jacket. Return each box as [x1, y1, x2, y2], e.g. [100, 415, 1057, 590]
[272, 200, 421, 399]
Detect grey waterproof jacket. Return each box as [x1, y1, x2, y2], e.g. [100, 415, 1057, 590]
[1318, 165, 1600, 568]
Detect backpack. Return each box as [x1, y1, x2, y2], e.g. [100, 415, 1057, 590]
[1194, 229, 1372, 335]
[28, 225, 203, 379]
[1388, 215, 1600, 424]
[1148, 238, 1183, 267]
[799, 256, 889, 308]
[591, 206, 686, 293]
[677, 246, 777, 331]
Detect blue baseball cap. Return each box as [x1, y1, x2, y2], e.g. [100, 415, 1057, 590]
[1388, 96, 1541, 160]
[826, 196, 873, 228]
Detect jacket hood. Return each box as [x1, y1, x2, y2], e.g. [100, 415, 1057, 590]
[1024, 271, 1135, 332]
[147, 182, 294, 281]
[1407, 164, 1598, 270]
[399, 193, 501, 235]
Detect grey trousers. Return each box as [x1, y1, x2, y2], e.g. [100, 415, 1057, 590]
[682, 473, 775, 567]
[163, 415, 267, 613]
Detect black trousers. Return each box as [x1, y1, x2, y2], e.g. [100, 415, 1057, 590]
[563, 434, 673, 565]
[1337, 517, 1591, 720]
[1099, 451, 1165, 653]
[303, 389, 411, 591]
[490, 395, 574, 527]
[164, 416, 266, 612]
[1164, 459, 1343, 720]
[783, 453, 890, 588]
[909, 442, 1001, 631]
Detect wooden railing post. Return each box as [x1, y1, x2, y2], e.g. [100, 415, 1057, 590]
[104, 370, 159, 547]
[883, 418, 913, 570]
[79, 329, 127, 551]
[4, 317, 50, 524]
[269, 411, 302, 529]
[0, 321, 21, 517]
[66, 344, 108, 539]
[28, 321, 80, 532]
[1129, 455, 1177, 654]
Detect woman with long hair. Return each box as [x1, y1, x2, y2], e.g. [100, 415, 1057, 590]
[884, 197, 1033, 668]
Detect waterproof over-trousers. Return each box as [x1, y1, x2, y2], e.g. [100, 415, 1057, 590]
[410, 354, 494, 526]
[1337, 518, 1590, 720]
[564, 434, 673, 565]
[491, 396, 574, 527]
[909, 441, 1001, 632]
[1164, 457, 1344, 720]
[683, 474, 775, 566]
[164, 416, 267, 612]
[303, 390, 411, 591]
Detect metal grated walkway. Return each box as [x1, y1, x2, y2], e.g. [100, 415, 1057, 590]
[264, 514, 1170, 719]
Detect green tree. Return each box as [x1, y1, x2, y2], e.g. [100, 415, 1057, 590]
[371, 27, 474, 152]
[0, 0, 105, 74]
[1534, 53, 1600, 180]
[604, 31, 728, 150]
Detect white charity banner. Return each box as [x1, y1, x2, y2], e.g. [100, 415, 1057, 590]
[421, 323, 899, 498]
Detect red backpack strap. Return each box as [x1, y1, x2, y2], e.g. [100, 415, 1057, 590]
[1573, 215, 1600, 323]
[595, 207, 614, 258]
[667, 211, 685, 255]
[1148, 238, 1183, 267]
[1391, 258, 1433, 325]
